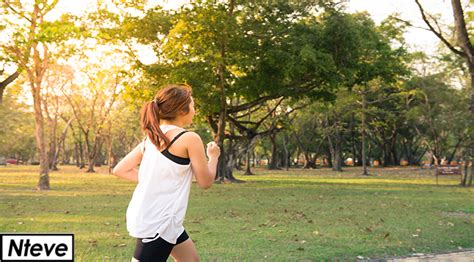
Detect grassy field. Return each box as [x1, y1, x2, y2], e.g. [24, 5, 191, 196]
[0, 165, 473, 261]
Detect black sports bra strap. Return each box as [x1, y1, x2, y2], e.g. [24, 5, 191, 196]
[165, 130, 188, 150]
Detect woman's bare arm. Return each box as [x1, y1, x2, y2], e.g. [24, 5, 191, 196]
[186, 132, 220, 189]
[112, 143, 143, 182]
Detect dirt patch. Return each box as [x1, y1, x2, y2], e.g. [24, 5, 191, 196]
[359, 249, 474, 261]
[442, 211, 474, 220]
[386, 250, 474, 262]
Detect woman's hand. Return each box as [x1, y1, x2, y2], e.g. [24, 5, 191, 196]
[206, 141, 220, 160]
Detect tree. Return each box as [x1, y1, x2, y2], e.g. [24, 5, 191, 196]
[0, 86, 36, 161]
[42, 64, 75, 170]
[414, 0, 473, 186]
[0, 0, 80, 189]
[124, 1, 339, 181]
[291, 102, 329, 169]
[62, 67, 123, 173]
[404, 74, 468, 165]
[321, 10, 410, 173]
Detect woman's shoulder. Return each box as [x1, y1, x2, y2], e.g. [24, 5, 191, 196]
[181, 131, 202, 141]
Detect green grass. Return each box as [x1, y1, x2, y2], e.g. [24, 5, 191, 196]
[0, 165, 473, 261]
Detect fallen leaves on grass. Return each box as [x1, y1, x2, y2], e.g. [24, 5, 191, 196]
[295, 211, 307, 219]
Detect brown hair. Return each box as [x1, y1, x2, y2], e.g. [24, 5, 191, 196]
[140, 84, 192, 150]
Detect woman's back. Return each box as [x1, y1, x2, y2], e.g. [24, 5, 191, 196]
[126, 125, 193, 244]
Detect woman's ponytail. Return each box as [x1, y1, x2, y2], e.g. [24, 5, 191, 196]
[140, 84, 192, 150]
[140, 100, 169, 150]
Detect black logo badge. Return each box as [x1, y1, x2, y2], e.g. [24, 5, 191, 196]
[0, 234, 74, 261]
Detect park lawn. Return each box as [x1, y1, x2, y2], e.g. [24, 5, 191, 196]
[0, 165, 473, 261]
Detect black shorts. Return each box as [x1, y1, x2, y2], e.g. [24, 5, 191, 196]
[133, 230, 189, 262]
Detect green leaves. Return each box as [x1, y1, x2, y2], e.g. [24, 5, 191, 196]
[37, 14, 84, 43]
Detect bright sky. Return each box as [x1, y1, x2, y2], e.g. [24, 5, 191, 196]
[347, 0, 458, 55]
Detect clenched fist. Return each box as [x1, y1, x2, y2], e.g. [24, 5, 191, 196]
[206, 141, 220, 159]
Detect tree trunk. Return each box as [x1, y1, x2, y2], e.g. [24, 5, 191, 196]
[352, 136, 360, 166]
[467, 160, 473, 186]
[51, 117, 73, 170]
[302, 152, 316, 169]
[349, 112, 360, 166]
[326, 147, 333, 168]
[215, 0, 237, 182]
[107, 136, 114, 173]
[382, 141, 391, 166]
[268, 132, 280, 170]
[282, 134, 289, 171]
[252, 151, 256, 167]
[86, 135, 102, 173]
[243, 135, 256, 175]
[47, 113, 58, 171]
[415, 148, 427, 165]
[361, 91, 368, 175]
[244, 149, 254, 175]
[216, 112, 228, 180]
[328, 133, 342, 171]
[32, 83, 50, 190]
[451, 0, 474, 118]
[74, 142, 79, 167]
[403, 138, 417, 165]
[79, 143, 86, 168]
[390, 131, 399, 165]
[226, 135, 234, 175]
[87, 156, 96, 172]
[333, 145, 342, 171]
[447, 138, 463, 163]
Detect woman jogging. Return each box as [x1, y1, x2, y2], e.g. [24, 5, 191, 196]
[113, 84, 220, 262]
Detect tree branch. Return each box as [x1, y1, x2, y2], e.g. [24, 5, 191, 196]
[414, 0, 465, 57]
[227, 93, 282, 114]
[0, 70, 19, 89]
[451, 0, 474, 62]
[254, 97, 284, 127]
[2, 0, 33, 23]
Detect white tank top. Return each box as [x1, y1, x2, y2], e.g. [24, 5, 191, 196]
[126, 125, 193, 244]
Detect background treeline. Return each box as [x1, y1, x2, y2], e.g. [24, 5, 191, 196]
[0, 0, 472, 188]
